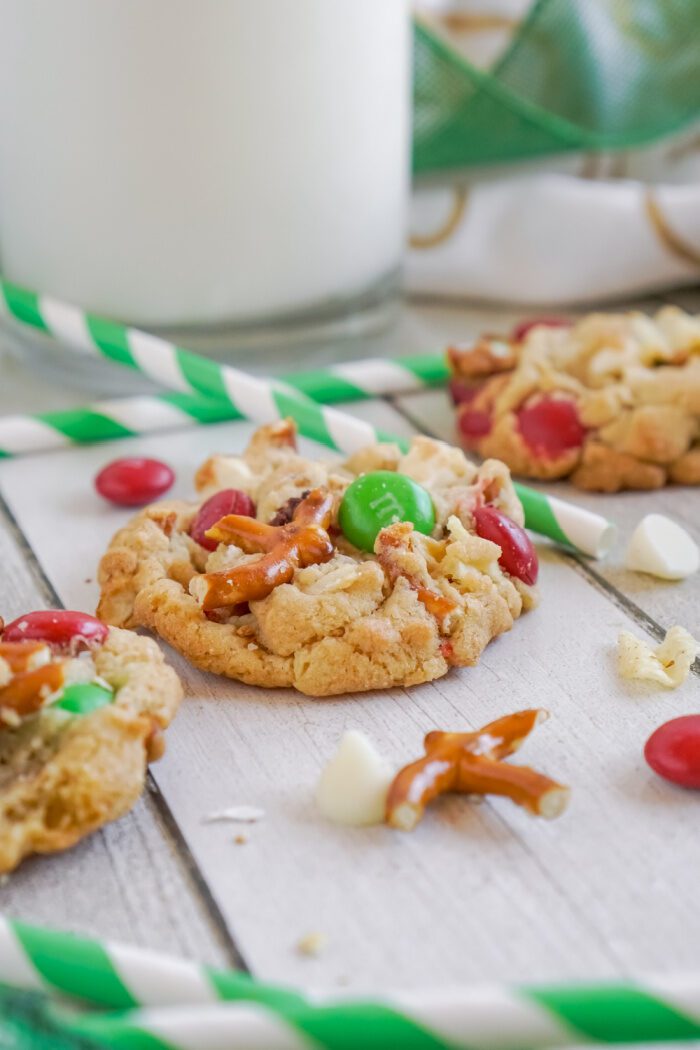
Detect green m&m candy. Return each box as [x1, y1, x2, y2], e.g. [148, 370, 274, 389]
[51, 682, 114, 715]
[339, 471, 436, 552]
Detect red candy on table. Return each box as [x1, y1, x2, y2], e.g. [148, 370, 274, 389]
[448, 377, 480, 406]
[473, 505, 539, 585]
[95, 457, 175, 506]
[457, 408, 492, 444]
[511, 317, 571, 343]
[2, 610, 108, 648]
[516, 397, 586, 460]
[645, 716, 700, 789]
[190, 489, 256, 551]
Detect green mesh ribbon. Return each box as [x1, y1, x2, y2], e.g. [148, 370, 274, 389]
[413, 0, 700, 172]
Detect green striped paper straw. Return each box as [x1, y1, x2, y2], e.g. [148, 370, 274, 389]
[2, 918, 700, 1049]
[0, 279, 448, 406]
[0, 277, 615, 558]
[0, 393, 245, 455]
[0, 393, 615, 559]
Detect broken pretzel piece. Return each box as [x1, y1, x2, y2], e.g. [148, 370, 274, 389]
[196, 488, 335, 610]
[0, 641, 66, 718]
[386, 709, 569, 831]
[375, 522, 457, 627]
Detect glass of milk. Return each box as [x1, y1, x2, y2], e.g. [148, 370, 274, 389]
[0, 0, 410, 361]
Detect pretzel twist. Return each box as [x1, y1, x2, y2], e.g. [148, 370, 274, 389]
[386, 709, 569, 830]
[198, 488, 335, 610]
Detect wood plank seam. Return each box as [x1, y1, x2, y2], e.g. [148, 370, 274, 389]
[0, 490, 63, 608]
[0, 490, 250, 972]
[143, 774, 250, 973]
[566, 554, 700, 678]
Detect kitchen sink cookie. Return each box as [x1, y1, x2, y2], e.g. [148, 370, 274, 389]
[97, 421, 538, 697]
[0, 610, 182, 872]
[449, 308, 700, 492]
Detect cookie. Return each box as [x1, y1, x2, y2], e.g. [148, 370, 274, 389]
[0, 614, 182, 872]
[449, 308, 700, 492]
[97, 421, 537, 698]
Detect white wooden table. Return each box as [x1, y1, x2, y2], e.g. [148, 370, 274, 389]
[1, 291, 699, 998]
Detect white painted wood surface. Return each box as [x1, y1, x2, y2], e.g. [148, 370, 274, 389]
[1, 295, 699, 1002]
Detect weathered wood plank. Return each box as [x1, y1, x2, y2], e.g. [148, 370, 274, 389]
[0, 497, 234, 967]
[3, 408, 699, 993]
[395, 387, 700, 638]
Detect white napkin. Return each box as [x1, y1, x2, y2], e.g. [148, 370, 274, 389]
[408, 0, 700, 306]
[407, 172, 700, 306]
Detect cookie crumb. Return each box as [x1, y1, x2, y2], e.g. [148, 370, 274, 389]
[296, 931, 327, 957]
[618, 625, 699, 688]
[203, 804, 265, 824]
[234, 834, 248, 845]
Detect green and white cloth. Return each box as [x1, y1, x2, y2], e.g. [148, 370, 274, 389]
[410, 2, 700, 304]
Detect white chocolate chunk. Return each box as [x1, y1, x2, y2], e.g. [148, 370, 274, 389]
[625, 514, 699, 580]
[316, 730, 394, 826]
[618, 625, 700, 688]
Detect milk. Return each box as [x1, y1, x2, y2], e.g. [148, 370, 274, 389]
[0, 0, 410, 328]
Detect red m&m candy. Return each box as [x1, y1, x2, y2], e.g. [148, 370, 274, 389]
[473, 505, 539, 585]
[95, 457, 175, 506]
[190, 489, 256, 551]
[516, 397, 586, 460]
[645, 716, 700, 789]
[458, 407, 492, 444]
[2, 610, 109, 649]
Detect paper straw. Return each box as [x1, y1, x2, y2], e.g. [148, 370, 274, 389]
[1, 279, 447, 404]
[0, 393, 245, 456]
[0, 278, 615, 558]
[0, 392, 614, 559]
[3, 918, 700, 1050]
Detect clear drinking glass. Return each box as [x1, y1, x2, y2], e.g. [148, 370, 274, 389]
[0, 0, 411, 384]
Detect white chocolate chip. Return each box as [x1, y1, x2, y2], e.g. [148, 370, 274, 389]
[316, 730, 394, 827]
[625, 514, 699, 580]
[618, 625, 700, 688]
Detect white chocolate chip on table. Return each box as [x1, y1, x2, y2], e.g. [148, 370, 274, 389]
[625, 514, 699, 580]
[316, 731, 394, 827]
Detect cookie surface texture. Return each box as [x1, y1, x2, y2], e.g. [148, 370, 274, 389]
[450, 308, 700, 492]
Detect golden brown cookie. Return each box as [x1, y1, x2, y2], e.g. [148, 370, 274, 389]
[0, 620, 182, 872]
[450, 308, 700, 492]
[98, 422, 538, 698]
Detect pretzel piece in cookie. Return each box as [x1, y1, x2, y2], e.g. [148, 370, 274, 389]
[386, 709, 569, 830]
[375, 522, 457, 626]
[194, 488, 335, 610]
